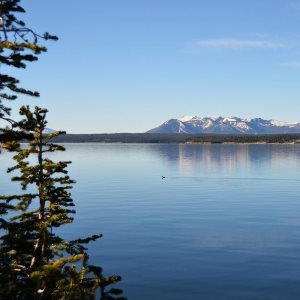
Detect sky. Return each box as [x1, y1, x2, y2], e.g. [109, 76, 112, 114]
[7, 0, 300, 133]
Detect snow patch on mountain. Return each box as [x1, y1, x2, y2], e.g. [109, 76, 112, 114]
[178, 115, 196, 122]
[43, 128, 56, 134]
[270, 120, 297, 127]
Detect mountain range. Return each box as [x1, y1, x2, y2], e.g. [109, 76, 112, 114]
[43, 128, 56, 134]
[147, 116, 300, 134]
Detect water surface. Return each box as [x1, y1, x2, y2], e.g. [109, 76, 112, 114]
[1, 144, 300, 300]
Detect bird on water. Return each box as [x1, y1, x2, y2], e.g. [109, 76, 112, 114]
[161, 176, 165, 179]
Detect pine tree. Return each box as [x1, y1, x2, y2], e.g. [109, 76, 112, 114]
[0, 106, 126, 299]
[0, 0, 57, 123]
[0, 2, 126, 298]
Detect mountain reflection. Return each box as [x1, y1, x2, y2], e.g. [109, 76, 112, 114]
[147, 144, 300, 176]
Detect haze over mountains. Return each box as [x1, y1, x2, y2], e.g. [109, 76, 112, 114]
[147, 116, 300, 134]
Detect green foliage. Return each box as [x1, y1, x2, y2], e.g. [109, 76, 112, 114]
[0, 106, 126, 299]
[46, 133, 300, 144]
[0, 3, 126, 299]
[0, 0, 58, 123]
[186, 134, 300, 144]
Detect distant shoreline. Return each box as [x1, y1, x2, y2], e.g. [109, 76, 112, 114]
[187, 142, 300, 145]
[49, 133, 300, 144]
[2, 133, 300, 146]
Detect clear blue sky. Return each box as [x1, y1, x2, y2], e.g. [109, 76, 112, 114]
[9, 0, 300, 133]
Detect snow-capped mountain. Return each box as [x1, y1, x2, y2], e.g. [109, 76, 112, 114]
[43, 128, 56, 134]
[147, 116, 300, 134]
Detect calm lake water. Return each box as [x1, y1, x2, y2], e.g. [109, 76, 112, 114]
[1, 143, 300, 299]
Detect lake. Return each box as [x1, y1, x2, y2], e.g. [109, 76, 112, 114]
[1, 143, 300, 299]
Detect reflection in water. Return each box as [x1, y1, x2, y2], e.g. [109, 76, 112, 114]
[146, 144, 300, 176]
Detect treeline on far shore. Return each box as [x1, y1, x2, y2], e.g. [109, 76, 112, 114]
[186, 134, 300, 144]
[51, 133, 194, 143]
[48, 133, 300, 144]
